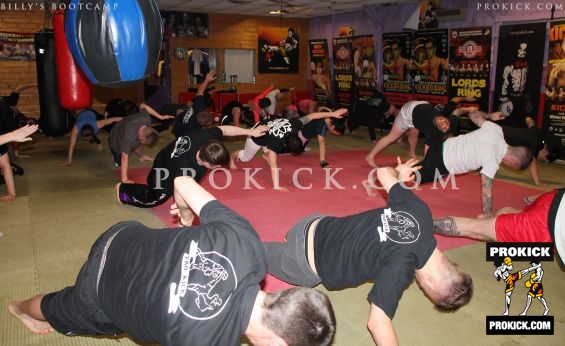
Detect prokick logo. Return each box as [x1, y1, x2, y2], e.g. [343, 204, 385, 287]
[486, 242, 554, 335]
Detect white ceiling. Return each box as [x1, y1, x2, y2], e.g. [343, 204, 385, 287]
[156, 0, 415, 18]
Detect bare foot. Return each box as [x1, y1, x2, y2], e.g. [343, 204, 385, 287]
[361, 180, 377, 197]
[229, 158, 238, 169]
[364, 155, 378, 168]
[8, 301, 54, 334]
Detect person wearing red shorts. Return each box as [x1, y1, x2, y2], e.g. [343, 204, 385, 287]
[432, 188, 565, 267]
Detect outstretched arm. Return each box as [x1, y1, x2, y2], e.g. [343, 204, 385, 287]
[218, 124, 268, 137]
[139, 103, 175, 121]
[171, 176, 217, 226]
[0, 124, 38, 146]
[300, 108, 347, 125]
[96, 117, 122, 129]
[376, 157, 421, 193]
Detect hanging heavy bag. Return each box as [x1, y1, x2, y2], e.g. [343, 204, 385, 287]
[64, 0, 163, 87]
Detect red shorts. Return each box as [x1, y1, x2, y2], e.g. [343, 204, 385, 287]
[495, 191, 556, 242]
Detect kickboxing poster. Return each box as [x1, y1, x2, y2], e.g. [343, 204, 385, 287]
[492, 22, 546, 127]
[542, 20, 565, 161]
[332, 36, 354, 108]
[309, 39, 333, 107]
[351, 35, 377, 100]
[258, 27, 299, 73]
[382, 32, 413, 106]
[448, 26, 492, 132]
[0, 32, 35, 60]
[412, 29, 449, 104]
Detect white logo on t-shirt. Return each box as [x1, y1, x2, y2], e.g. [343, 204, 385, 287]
[171, 136, 192, 158]
[168, 240, 237, 320]
[377, 208, 420, 244]
[268, 118, 293, 138]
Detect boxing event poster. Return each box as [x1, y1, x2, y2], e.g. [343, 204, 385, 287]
[542, 20, 565, 161]
[448, 26, 492, 132]
[332, 36, 354, 109]
[412, 29, 449, 104]
[258, 27, 299, 73]
[0, 32, 35, 61]
[382, 31, 413, 106]
[308, 39, 333, 107]
[351, 35, 377, 101]
[492, 22, 546, 128]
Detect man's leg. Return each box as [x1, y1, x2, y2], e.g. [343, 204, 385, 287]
[433, 215, 497, 241]
[407, 127, 419, 159]
[8, 294, 54, 334]
[365, 124, 407, 168]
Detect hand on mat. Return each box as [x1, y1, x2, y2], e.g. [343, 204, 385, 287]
[0, 194, 16, 203]
[121, 179, 134, 184]
[138, 155, 154, 162]
[274, 186, 289, 192]
[476, 212, 493, 219]
[394, 157, 421, 183]
[61, 160, 71, 167]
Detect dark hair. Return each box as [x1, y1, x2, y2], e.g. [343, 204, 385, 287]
[121, 100, 139, 116]
[259, 97, 271, 109]
[198, 139, 230, 165]
[196, 111, 213, 126]
[262, 287, 336, 346]
[285, 133, 304, 155]
[332, 118, 347, 135]
[6, 91, 19, 107]
[514, 146, 534, 170]
[80, 124, 95, 138]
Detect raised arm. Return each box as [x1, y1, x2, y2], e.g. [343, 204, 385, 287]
[197, 69, 216, 96]
[468, 110, 491, 128]
[171, 176, 217, 226]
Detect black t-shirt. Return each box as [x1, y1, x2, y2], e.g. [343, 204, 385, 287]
[0, 92, 19, 107]
[501, 125, 542, 157]
[172, 95, 206, 138]
[0, 104, 19, 133]
[148, 127, 223, 195]
[98, 200, 265, 345]
[252, 117, 304, 153]
[314, 183, 437, 319]
[221, 100, 243, 116]
[412, 103, 452, 146]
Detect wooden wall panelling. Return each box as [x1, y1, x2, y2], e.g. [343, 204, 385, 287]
[169, 13, 310, 113]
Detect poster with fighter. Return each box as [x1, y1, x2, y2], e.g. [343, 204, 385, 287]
[448, 26, 492, 132]
[542, 20, 565, 162]
[332, 36, 354, 109]
[351, 35, 377, 100]
[258, 27, 299, 73]
[492, 22, 546, 128]
[309, 39, 333, 107]
[382, 31, 413, 106]
[412, 29, 449, 104]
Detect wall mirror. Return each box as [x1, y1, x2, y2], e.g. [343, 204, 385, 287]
[187, 48, 254, 85]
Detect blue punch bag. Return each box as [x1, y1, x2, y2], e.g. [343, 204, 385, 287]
[64, 0, 162, 86]
[35, 30, 73, 136]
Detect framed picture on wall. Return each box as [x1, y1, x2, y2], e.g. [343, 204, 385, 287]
[258, 26, 299, 73]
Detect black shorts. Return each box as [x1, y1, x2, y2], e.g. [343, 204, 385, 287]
[40, 227, 124, 336]
[417, 140, 449, 184]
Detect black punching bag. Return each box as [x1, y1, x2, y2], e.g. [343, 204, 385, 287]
[35, 30, 72, 136]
